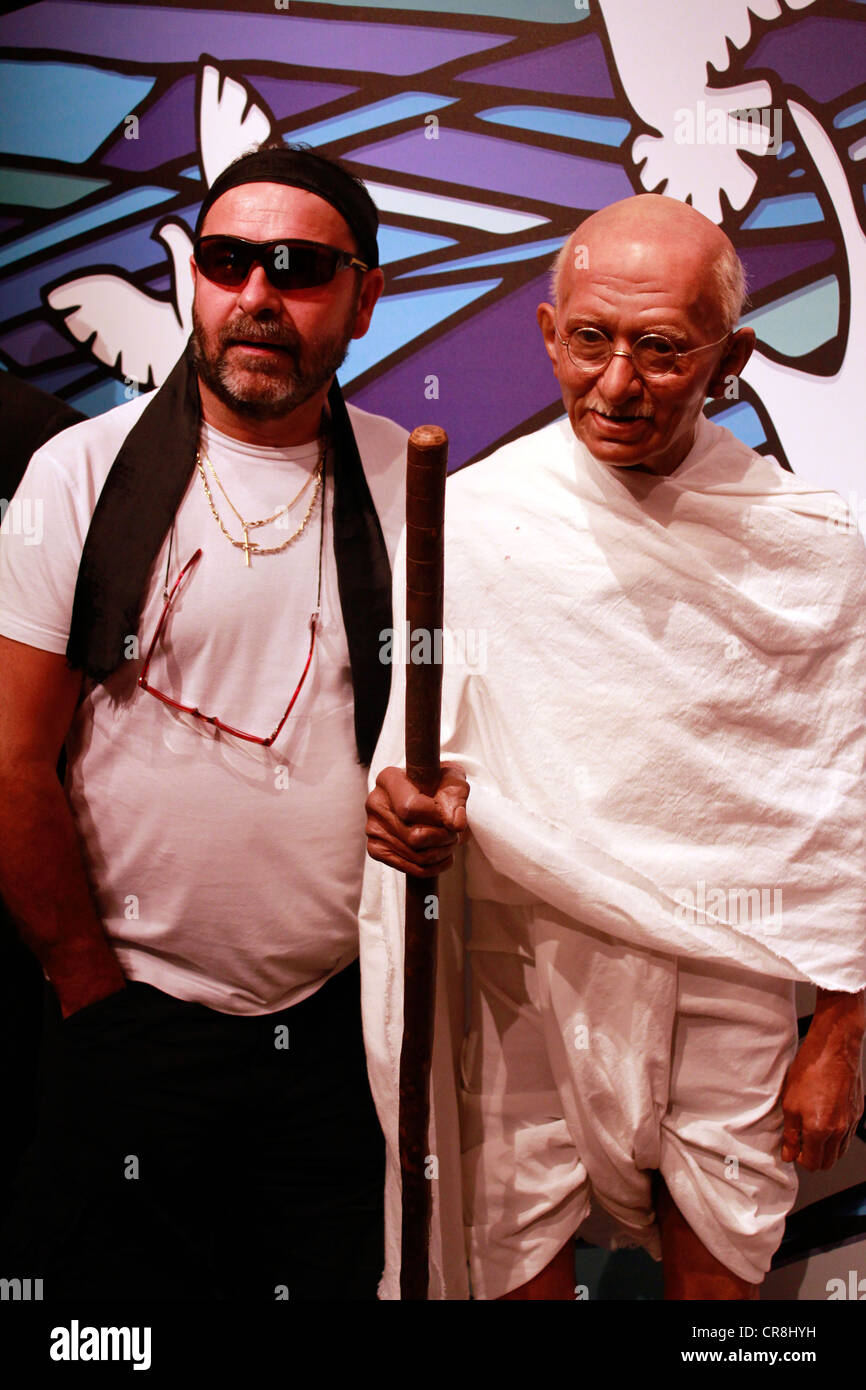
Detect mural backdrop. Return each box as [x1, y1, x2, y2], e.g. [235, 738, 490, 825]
[1, 0, 864, 1300]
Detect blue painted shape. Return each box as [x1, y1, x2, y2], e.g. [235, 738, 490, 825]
[339, 277, 500, 384]
[377, 224, 456, 266]
[288, 92, 456, 147]
[741, 276, 839, 354]
[479, 106, 630, 147]
[776, 141, 796, 159]
[0, 5, 508, 76]
[69, 375, 128, 415]
[710, 401, 766, 449]
[179, 167, 201, 181]
[70, 375, 159, 417]
[742, 193, 824, 229]
[0, 167, 109, 209]
[350, 128, 633, 210]
[397, 235, 564, 278]
[0, 61, 153, 162]
[0, 186, 177, 270]
[834, 99, 866, 129]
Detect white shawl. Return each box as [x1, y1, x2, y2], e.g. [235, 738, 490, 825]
[360, 414, 866, 1298]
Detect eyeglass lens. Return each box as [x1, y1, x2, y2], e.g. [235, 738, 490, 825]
[566, 327, 681, 375]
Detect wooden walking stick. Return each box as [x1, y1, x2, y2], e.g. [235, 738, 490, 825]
[399, 423, 449, 1301]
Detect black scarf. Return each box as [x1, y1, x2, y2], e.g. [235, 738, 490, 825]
[66, 340, 392, 765]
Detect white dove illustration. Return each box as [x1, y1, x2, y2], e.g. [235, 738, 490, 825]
[597, 0, 818, 223]
[742, 100, 866, 502]
[46, 61, 274, 388]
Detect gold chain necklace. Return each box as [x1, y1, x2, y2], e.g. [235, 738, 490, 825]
[196, 446, 324, 567]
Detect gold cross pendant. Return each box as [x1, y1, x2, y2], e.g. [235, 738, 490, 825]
[242, 525, 253, 567]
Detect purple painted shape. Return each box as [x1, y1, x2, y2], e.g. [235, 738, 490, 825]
[746, 17, 866, 104]
[0, 217, 22, 234]
[457, 34, 614, 100]
[0, 317, 76, 368]
[739, 239, 834, 295]
[350, 272, 560, 469]
[102, 77, 197, 170]
[349, 128, 632, 210]
[251, 77, 357, 124]
[0, 3, 508, 76]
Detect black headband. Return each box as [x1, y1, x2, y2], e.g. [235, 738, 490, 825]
[195, 148, 380, 269]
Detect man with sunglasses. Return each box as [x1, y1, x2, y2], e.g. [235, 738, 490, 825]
[0, 145, 408, 1300]
[363, 193, 866, 1300]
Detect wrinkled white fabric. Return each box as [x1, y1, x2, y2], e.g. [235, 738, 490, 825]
[360, 415, 866, 1298]
[462, 905, 798, 1294]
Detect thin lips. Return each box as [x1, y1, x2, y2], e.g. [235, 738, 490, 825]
[591, 408, 652, 422]
[230, 338, 296, 355]
[232, 338, 290, 348]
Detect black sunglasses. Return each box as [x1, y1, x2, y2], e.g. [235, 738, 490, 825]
[193, 236, 370, 291]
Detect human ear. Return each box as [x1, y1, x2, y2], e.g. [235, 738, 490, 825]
[351, 267, 385, 340]
[537, 302, 560, 374]
[707, 327, 755, 398]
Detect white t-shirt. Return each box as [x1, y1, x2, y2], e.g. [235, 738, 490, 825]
[0, 393, 407, 1013]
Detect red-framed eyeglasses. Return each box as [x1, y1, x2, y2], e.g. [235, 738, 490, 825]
[137, 548, 319, 747]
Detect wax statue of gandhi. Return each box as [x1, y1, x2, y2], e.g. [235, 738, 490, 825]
[362, 194, 866, 1301]
[0, 145, 408, 1299]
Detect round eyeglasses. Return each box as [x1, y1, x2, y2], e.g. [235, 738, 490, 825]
[556, 325, 731, 379]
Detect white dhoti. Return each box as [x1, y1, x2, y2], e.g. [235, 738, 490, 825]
[360, 414, 866, 1299]
[462, 902, 798, 1297]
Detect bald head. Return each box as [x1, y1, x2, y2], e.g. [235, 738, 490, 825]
[551, 195, 747, 333]
[536, 192, 756, 476]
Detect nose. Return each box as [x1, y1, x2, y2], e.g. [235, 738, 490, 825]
[237, 261, 283, 315]
[594, 346, 643, 403]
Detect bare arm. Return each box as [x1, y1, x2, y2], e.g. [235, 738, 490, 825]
[781, 986, 865, 1170]
[0, 635, 126, 1017]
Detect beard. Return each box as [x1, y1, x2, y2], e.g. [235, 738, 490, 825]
[192, 303, 356, 421]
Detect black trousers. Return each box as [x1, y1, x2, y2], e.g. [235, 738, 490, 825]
[0, 960, 385, 1300]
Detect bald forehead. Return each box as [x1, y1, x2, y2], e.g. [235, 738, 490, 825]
[579, 193, 728, 250]
[557, 195, 733, 331]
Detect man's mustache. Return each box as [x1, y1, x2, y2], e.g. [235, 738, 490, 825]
[218, 317, 302, 355]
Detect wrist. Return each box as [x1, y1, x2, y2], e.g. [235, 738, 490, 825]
[809, 988, 866, 1048]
